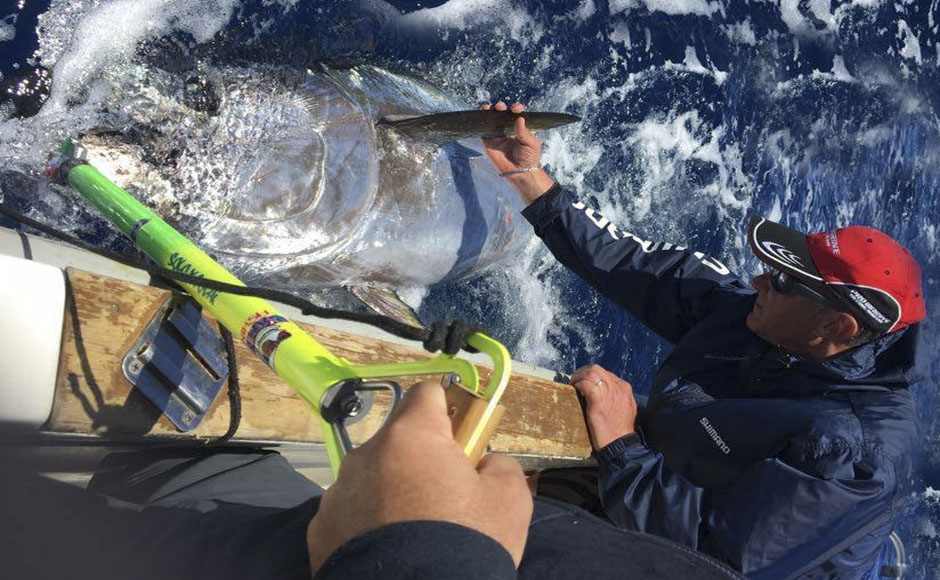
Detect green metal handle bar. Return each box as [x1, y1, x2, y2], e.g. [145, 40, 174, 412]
[47, 139, 512, 476]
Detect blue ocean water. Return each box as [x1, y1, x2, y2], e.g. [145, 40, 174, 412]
[1, 0, 938, 577]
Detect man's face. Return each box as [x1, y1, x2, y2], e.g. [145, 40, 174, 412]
[746, 272, 833, 349]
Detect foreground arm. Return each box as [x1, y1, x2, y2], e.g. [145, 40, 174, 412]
[308, 381, 533, 579]
[597, 435, 706, 548]
[572, 365, 705, 547]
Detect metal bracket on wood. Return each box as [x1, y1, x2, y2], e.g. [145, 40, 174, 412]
[122, 296, 229, 431]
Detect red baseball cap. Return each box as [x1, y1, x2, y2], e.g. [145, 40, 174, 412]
[748, 217, 926, 334]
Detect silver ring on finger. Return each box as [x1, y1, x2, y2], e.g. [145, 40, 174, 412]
[595, 378, 605, 388]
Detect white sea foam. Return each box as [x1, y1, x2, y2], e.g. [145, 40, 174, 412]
[626, 114, 704, 194]
[534, 75, 605, 194]
[504, 243, 567, 366]
[610, 0, 723, 17]
[41, 0, 239, 113]
[779, 0, 837, 37]
[541, 130, 605, 194]
[919, 518, 938, 539]
[829, 55, 854, 81]
[571, 0, 597, 22]
[856, 125, 893, 146]
[398, 0, 505, 29]
[778, 0, 809, 35]
[397, 0, 543, 44]
[924, 224, 938, 266]
[623, 111, 748, 218]
[897, 20, 923, 65]
[721, 19, 757, 46]
[610, 21, 632, 47]
[807, 0, 837, 28]
[663, 45, 728, 85]
[844, 0, 884, 8]
[0, 13, 16, 43]
[809, 55, 856, 82]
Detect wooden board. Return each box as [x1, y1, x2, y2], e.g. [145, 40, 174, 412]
[47, 268, 592, 462]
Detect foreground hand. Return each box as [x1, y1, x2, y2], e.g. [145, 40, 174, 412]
[306, 381, 533, 574]
[571, 365, 637, 450]
[481, 101, 555, 204]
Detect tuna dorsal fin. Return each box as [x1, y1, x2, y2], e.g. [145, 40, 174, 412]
[346, 285, 425, 332]
[378, 110, 581, 144]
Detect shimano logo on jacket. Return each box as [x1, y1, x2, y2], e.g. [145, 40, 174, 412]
[699, 417, 731, 455]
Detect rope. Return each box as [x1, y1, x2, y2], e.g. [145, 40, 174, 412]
[208, 322, 241, 445]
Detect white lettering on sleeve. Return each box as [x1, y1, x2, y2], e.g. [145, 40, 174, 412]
[566, 199, 733, 274]
[584, 208, 610, 230]
[693, 252, 731, 275]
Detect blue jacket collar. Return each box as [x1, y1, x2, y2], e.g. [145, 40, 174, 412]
[802, 324, 925, 389]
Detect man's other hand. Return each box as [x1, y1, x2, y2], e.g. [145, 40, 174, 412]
[571, 365, 638, 450]
[306, 381, 533, 574]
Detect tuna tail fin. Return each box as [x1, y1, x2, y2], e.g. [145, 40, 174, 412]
[378, 110, 581, 144]
[346, 285, 425, 332]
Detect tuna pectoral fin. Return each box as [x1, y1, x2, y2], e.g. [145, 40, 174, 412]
[378, 110, 581, 144]
[346, 286, 425, 332]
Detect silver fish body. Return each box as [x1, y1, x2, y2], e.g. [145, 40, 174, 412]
[79, 64, 528, 291]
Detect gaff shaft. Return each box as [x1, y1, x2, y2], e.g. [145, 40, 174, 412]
[54, 144, 512, 475]
[64, 161, 356, 469]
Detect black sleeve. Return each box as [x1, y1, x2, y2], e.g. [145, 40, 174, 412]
[315, 521, 517, 580]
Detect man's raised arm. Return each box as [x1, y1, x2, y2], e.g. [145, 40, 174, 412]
[480, 101, 750, 343]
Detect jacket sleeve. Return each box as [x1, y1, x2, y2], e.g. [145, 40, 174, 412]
[596, 434, 705, 549]
[522, 185, 751, 343]
[315, 521, 517, 580]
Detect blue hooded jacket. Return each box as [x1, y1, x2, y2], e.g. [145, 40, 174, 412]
[522, 185, 924, 579]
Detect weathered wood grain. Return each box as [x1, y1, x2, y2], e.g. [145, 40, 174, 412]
[47, 269, 592, 461]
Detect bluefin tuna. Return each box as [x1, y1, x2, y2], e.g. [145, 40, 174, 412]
[5, 63, 576, 322]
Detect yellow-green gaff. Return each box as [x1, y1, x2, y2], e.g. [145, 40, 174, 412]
[51, 140, 511, 476]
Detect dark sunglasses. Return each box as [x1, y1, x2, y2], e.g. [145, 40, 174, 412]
[769, 270, 847, 311]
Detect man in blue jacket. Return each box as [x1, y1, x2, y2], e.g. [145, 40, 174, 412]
[481, 101, 927, 579]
